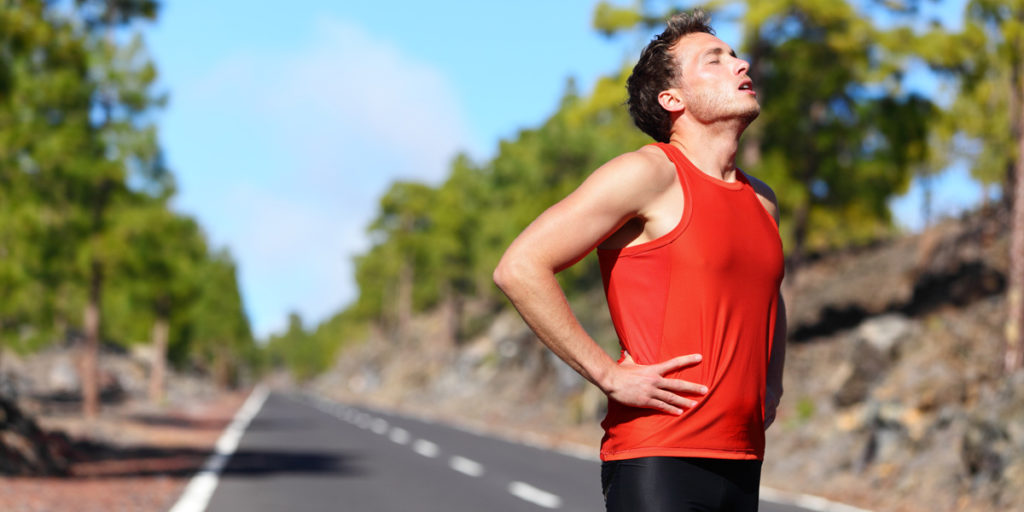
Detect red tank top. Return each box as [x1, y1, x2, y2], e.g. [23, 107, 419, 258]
[597, 142, 784, 461]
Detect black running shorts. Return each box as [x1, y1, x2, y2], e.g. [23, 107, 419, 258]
[601, 456, 762, 512]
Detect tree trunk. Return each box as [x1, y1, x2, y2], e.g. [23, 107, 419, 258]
[1006, 81, 1024, 373]
[80, 260, 102, 419]
[395, 260, 413, 340]
[212, 345, 232, 389]
[922, 174, 934, 229]
[1004, 32, 1024, 374]
[1008, 164, 1024, 374]
[789, 102, 826, 269]
[148, 314, 169, 404]
[439, 286, 462, 347]
[790, 197, 811, 268]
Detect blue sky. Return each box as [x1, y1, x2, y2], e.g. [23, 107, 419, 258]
[146, 1, 975, 338]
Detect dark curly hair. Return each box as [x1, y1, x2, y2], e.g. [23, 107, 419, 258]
[626, 9, 714, 143]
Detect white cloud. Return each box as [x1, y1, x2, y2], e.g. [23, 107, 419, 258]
[169, 16, 470, 337]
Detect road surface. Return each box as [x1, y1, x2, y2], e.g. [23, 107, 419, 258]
[201, 391, 841, 512]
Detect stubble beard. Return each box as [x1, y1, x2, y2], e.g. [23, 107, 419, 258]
[684, 87, 761, 128]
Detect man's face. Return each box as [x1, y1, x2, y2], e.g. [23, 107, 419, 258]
[670, 32, 760, 125]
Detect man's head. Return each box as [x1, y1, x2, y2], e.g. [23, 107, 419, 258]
[627, 10, 759, 142]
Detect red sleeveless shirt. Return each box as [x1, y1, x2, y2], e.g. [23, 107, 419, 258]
[597, 143, 784, 462]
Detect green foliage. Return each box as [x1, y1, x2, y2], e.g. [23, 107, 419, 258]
[593, 1, 645, 37]
[265, 309, 367, 382]
[590, 0, 938, 256]
[180, 250, 253, 373]
[0, 0, 255, 383]
[912, 0, 1024, 191]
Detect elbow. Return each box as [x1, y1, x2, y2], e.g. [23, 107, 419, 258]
[493, 252, 534, 297]
[492, 255, 518, 294]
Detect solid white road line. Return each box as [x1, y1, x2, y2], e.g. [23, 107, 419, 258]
[412, 439, 440, 458]
[168, 385, 269, 512]
[449, 456, 485, 477]
[508, 481, 562, 509]
[389, 427, 411, 445]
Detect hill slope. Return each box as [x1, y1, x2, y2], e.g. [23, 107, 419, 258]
[314, 204, 1021, 512]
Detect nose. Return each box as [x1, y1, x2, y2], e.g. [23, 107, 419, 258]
[735, 56, 750, 76]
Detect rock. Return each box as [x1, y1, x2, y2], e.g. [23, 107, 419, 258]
[961, 418, 1008, 485]
[832, 334, 889, 407]
[856, 313, 914, 358]
[48, 356, 79, 393]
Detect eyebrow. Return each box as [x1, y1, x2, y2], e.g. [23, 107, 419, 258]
[701, 47, 737, 59]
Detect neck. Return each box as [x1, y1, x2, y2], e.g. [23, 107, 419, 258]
[668, 117, 748, 181]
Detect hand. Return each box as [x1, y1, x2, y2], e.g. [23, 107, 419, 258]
[600, 351, 707, 415]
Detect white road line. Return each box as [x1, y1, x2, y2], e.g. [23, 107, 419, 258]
[370, 418, 389, 435]
[389, 427, 411, 445]
[508, 481, 562, 509]
[760, 487, 875, 512]
[356, 413, 372, 428]
[168, 385, 269, 512]
[412, 439, 440, 458]
[449, 456, 485, 477]
[298, 393, 874, 512]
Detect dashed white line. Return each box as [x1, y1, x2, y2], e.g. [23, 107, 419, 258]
[759, 487, 875, 512]
[449, 456, 485, 477]
[389, 427, 411, 445]
[508, 481, 562, 509]
[355, 413, 372, 428]
[412, 439, 440, 458]
[371, 418, 389, 435]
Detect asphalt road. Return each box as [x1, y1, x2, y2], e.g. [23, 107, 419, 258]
[203, 391, 822, 512]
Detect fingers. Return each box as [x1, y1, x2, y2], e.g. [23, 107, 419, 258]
[653, 353, 702, 374]
[647, 390, 698, 415]
[658, 377, 708, 396]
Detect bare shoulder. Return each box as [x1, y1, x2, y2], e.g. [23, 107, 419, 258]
[744, 172, 780, 224]
[581, 144, 675, 207]
[596, 145, 674, 183]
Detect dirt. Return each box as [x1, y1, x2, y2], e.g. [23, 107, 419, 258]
[0, 389, 249, 512]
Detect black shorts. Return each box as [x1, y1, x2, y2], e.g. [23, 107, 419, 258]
[601, 456, 762, 512]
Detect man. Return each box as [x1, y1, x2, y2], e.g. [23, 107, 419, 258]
[492, 9, 787, 512]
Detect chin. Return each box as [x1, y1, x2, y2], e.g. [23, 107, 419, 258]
[739, 106, 760, 123]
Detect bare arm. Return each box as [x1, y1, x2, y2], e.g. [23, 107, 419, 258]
[764, 294, 786, 429]
[493, 149, 707, 415]
[748, 174, 787, 429]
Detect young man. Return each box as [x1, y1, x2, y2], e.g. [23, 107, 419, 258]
[493, 9, 787, 512]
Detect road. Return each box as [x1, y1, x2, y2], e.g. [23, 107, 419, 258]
[202, 391, 830, 512]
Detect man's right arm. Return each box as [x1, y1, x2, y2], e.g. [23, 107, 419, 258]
[492, 149, 707, 415]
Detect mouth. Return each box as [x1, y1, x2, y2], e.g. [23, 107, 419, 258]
[738, 79, 755, 95]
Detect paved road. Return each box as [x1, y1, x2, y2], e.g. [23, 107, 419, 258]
[205, 391, 818, 511]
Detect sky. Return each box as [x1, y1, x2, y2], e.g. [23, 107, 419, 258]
[145, 0, 973, 339]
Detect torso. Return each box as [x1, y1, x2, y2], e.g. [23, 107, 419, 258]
[596, 142, 785, 462]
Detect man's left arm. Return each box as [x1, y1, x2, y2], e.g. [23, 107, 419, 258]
[764, 293, 786, 430]
[749, 174, 786, 430]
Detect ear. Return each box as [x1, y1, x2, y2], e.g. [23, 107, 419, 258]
[657, 88, 685, 113]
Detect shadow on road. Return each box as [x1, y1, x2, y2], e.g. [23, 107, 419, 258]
[222, 449, 366, 477]
[68, 440, 366, 479]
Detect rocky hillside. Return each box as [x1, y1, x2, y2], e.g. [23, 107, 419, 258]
[0, 343, 223, 476]
[314, 204, 1021, 512]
